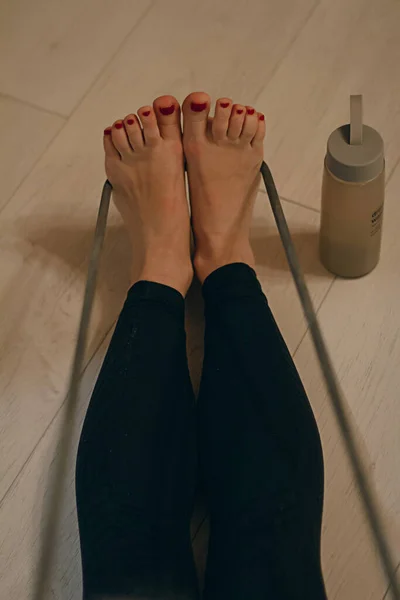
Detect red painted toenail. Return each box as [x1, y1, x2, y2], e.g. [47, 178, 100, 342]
[191, 102, 207, 112]
[236, 109, 244, 115]
[247, 108, 255, 115]
[220, 102, 230, 108]
[115, 122, 124, 129]
[104, 128, 112, 135]
[259, 114, 265, 121]
[160, 105, 175, 116]
[127, 118, 134, 125]
[142, 111, 151, 117]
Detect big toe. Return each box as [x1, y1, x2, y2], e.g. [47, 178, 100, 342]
[153, 95, 182, 140]
[182, 91, 211, 140]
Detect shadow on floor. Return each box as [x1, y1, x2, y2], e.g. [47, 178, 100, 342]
[24, 216, 329, 393]
[251, 226, 330, 279]
[24, 214, 206, 388]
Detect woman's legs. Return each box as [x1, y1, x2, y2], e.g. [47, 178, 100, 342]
[77, 88, 325, 599]
[183, 92, 326, 599]
[76, 96, 198, 599]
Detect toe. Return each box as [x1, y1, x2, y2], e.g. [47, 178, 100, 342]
[124, 114, 144, 150]
[182, 92, 211, 140]
[138, 106, 161, 146]
[252, 112, 266, 147]
[212, 98, 232, 141]
[227, 104, 246, 140]
[111, 120, 133, 157]
[241, 106, 258, 143]
[153, 95, 181, 141]
[103, 127, 119, 159]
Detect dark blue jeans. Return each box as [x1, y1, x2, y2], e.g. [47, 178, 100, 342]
[76, 263, 326, 599]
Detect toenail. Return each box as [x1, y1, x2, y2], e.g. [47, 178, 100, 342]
[104, 128, 112, 135]
[236, 109, 244, 115]
[127, 118, 134, 125]
[159, 105, 175, 116]
[259, 114, 265, 121]
[220, 102, 230, 108]
[191, 102, 208, 112]
[247, 108, 255, 115]
[142, 110, 151, 117]
[115, 122, 124, 129]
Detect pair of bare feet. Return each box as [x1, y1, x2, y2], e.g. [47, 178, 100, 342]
[103, 91, 265, 297]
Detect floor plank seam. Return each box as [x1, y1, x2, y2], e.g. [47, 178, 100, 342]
[0, 91, 67, 120]
[0, 0, 156, 219]
[191, 515, 207, 542]
[0, 121, 65, 216]
[253, 0, 322, 106]
[0, 322, 115, 508]
[257, 186, 321, 213]
[65, 0, 157, 119]
[292, 275, 336, 361]
[386, 157, 400, 187]
[382, 562, 400, 599]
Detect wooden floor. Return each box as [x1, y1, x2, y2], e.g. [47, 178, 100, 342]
[1, 0, 399, 598]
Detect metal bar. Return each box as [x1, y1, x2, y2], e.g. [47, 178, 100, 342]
[32, 180, 112, 600]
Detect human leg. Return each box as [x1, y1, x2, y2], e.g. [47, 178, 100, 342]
[183, 92, 326, 599]
[76, 96, 198, 600]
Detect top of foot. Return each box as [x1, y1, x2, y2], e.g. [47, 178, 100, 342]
[103, 95, 193, 296]
[182, 92, 266, 282]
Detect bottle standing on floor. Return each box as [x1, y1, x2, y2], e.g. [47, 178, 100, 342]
[320, 95, 385, 278]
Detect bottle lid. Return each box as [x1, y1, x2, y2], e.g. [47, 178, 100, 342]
[326, 95, 384, 183]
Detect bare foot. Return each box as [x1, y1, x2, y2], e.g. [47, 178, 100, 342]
[103, 95, 193, 297]
[182, 92, 266, 283]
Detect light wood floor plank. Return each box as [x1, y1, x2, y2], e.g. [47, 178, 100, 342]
[293, 164, 400, 598]
[0, 0, 152, 116]
[0, 95, 64, 210]
[256, 0, 400, 209]
[0, 332, 108, 600]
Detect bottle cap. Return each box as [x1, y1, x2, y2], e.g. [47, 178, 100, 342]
[326, 95, 384, 183]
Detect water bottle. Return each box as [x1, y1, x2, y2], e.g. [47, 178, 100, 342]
[320, 95, 385, 277]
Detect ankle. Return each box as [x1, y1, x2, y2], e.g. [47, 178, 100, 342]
[136, 265, 193, 297]
[134, 249, 193, 297]
[193, 241, 255, 284]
